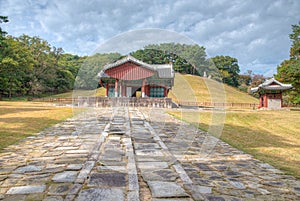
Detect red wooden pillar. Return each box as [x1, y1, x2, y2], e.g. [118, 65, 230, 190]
[146, 85, 150, 97]
[259, 95, 262, 108]
[115, 79, 119, 97]
[141, 79, 146, 98]
[264, 94, 268, 108]
[106, 84, 109, 97]
[164, 87, 168, 97]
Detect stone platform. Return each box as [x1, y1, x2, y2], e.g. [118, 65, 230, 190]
[0, 107, 299, 201]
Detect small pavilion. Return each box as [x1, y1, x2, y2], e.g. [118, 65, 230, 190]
[250, 78, 293, 109]
[98, 55, 174, 98]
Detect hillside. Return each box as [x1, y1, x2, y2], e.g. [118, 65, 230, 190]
[169, 73, 258, 104]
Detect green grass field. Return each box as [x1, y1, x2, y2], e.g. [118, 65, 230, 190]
[0, 101, 77, 151]
[168, 109, 300, 179]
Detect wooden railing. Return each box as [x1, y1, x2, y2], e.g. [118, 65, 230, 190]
[176, 101, 258, 109]
[31, 97, 173, 108]
[30, 97, 300, 109]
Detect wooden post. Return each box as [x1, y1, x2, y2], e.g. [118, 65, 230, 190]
[259, 95, 262, 109]
[115, 79, 119, 97]
[264, 94, 268, 108]
[164, 87, 168, 97]
[106, 84, 109, 97]
[142, 79, 146, 98]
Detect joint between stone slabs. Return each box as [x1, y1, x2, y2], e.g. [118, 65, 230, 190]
[127, 190, 140, 201]
[75, 161, 95, 184]
[173, 163, 193, 184]
[64, 183, 82, 201]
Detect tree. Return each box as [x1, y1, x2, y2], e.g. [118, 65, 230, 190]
[0, 36, 34, 97]
[238, 74, 251, 92]
[276, 59, 300, 103]
[0, 16, 9, 59]
[275, 21, 300, 104]
[75, 53, 122, 89]
[129, 43, 222, 78]
[211, 56, 240, 87]
[144, 43, 211, 76]
[0, 16, 102, 98]
[0, 16, 8, 36]
[130, 48, 192, 73]
[289, 21, 300, 59]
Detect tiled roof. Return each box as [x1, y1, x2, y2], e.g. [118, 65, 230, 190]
[250, 78, 293, 93]
[98, 55, 174, 79]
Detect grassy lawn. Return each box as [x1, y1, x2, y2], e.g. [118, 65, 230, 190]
[168, 109, 300, 179]
[0, 101, 77, 151]
[48, 88, 107, 98]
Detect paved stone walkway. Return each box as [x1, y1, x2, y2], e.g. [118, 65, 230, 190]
[0, 107, 299, 201]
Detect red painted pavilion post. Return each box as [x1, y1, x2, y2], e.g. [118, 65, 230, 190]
[106, 84, 109, 97]
[259, 96, 262, 108]
[115, 79, 119, 97]
[164, 87, 168, 97]
[141, 79, 146, 98]
[264, 94, 268, 108]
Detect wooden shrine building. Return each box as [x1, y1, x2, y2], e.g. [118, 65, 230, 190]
[98, 55, 174, 98]
[250, 78, 292, 109]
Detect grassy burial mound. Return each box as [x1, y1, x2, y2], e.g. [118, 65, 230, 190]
[169, 73, 258, 105]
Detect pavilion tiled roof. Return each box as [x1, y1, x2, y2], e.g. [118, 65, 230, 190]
[250, 78, 293, 93]
[98, 55, 174, 79]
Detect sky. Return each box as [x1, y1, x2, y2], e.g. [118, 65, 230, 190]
[0, 0, 299, 76]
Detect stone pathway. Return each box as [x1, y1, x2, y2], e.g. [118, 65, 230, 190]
[0, 107, 299, 201]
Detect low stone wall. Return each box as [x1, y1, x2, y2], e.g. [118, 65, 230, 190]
[76, 97, 173, 108]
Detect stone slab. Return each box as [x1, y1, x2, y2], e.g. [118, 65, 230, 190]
[6, 185, 46, 194]
[52, 171, 78, 183]
[141, 169, 178, 181]
[97, 166, 126, 172]
[14, 165, 43, 173]
[148, 181, 188, 198]
[88, 172, 127, 187]
[152, 199, 190, 201]
[76, 188, 124, 201]
[134, 143, 160, 150]
[43, 196, 64, 201]
[66, 164, 82, 170]
[135, 150, 164, 157]
[48, 183, 72, 195]
[137, 162, 169, 169]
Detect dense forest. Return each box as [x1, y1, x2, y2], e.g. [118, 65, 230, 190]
[275, 21, 300, 104]
[0, 16, 299, 103]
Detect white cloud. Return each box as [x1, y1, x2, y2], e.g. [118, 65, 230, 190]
[0, 0, 299, 75]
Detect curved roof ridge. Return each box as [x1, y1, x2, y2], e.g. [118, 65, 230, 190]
[100, 55, 174, 79]
[103, 55, 154, 71]
[250, 77, 292, 93]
